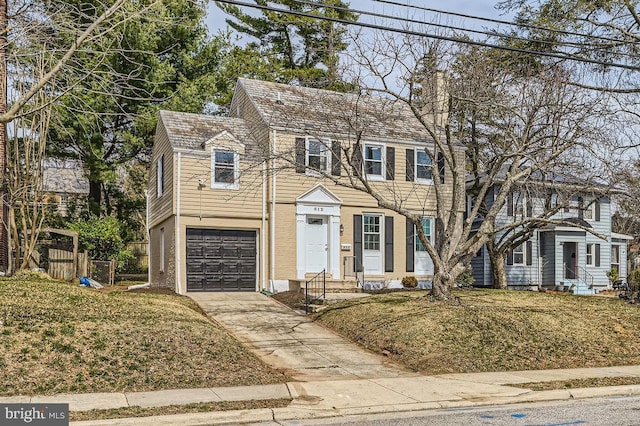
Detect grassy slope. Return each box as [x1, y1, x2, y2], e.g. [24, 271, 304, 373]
[315, 289, 640, 375]
[0, 278, 287, 396]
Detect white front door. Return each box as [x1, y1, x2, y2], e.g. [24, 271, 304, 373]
[363, 214, 383, 274]
[305, 216, 328, 273]
[415, 217, 434, 275]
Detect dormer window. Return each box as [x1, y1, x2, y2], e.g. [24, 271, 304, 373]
[211, 149, 239, 189]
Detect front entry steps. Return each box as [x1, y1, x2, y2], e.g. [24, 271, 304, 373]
[288, 278, 360, 293]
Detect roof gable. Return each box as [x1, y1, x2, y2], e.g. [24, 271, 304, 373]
[296, 184, 343, 205]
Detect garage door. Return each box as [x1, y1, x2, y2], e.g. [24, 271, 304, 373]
[186, 228, 257, 291]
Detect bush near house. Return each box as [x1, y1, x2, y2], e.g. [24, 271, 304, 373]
[0, 278, 287, 395]
[315, 289, 640, 375]
[69, 216, 134, 270]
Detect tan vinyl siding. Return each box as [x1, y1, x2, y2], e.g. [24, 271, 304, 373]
[271, 131, 459, 212]
[177, 153, 264, 220]
[148, 120, 174, 227]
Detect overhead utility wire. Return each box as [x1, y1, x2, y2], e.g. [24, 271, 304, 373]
[374, 0, 639, 46]
[215, 0, 640, 71]
[287, 0, 640, 61]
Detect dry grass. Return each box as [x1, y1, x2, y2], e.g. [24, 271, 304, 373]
[508, 376, 640, 391]
[314, 289, 640, 375]
[0, 278, 287, 396]
[69, 399, 292, 421]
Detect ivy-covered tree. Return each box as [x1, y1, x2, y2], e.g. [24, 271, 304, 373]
[45, 0, 230, 217]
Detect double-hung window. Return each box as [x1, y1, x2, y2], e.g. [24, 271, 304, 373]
[363, 215, 381, 250]
[416, 149, 433, 182]
[586, 243, 594, 266]
[156, 154, 164, 197]
[364, 143, 384, 180]
[307, 139, 330, 173]
[611, 245, 620, 273]
[211, 149, 238, 189]
[415, 217, 432, 251]
[512, 243, 525, 265]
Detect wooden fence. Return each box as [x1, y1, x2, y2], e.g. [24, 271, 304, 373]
[47, 248, 88, 281]
[126, 241, 148, 271]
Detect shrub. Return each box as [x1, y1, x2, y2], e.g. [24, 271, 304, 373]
[401, 276, 418, 288]
[69, 216, 133, 269]
[455, 269, 475, 288]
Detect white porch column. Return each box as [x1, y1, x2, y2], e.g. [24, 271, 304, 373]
[296, 213, 306, 279]
[330, 215, 341, 279]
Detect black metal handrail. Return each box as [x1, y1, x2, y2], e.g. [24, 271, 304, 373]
[305, 269, 326, 314]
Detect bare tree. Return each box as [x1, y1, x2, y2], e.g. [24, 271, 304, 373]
[271, 30, 617, 299]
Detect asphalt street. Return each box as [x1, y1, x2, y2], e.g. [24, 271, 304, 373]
[272, 395, 640, 426]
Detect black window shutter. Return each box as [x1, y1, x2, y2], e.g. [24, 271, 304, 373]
[526, 241, 533, 265]
[507, 250, 514, 265]
[595, 200, 601, 221]
[352, 144, 363, 177]
[406, 218, 414, 272]
[406, 149, 414, 181]
[385, 216, 394, 272]
[353, 215, 363, 272]
[507, 191, 514, 216]
[295, 138, 305, 173]
[526, 198, 533, 217]
[331, 141, 341, 176]
[386, 147, 395, 180]
[437, 152, 445, 183]
[595, 244, 601, 267]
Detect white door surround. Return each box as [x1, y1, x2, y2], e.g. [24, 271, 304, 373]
[296, 184, 342, 279]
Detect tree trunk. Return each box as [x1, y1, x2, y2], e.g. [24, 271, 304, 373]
[88, 179, 102, 216]
[487, 240, 508, 289]
[0, 0, 8, 272]
[430, 270, 452, 299]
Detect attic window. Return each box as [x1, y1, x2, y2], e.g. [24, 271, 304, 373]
[211, 149, 239, 190]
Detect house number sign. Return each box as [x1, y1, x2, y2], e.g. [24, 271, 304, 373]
[314, 207, 324, 212]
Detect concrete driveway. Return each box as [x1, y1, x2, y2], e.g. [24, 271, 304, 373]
[189, 292, 417, 382]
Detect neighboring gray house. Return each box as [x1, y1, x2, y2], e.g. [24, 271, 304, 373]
[42, 159, 89, 216]
[470, 180, 631, 294]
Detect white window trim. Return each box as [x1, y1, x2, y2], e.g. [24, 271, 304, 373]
[211, 148, 239, 190]
[305, 137, 332, 175]
[156, 154, 164, 197]
[415, 148, 433, 185]
[583, 200, 595, 221]
[512, 243, 525, 266]
[415, 217, 433, 252]
[513, 192, 525, 217]
[586, 243, 594, 266]
[364, 142, 385, 181]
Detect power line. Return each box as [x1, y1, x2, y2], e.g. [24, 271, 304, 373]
[374, 0, 639, 46]
[286, 0, 640, 62]
[215, 0, 640, 71]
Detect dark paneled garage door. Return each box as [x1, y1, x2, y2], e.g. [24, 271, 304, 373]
[186, 228, 257, 291]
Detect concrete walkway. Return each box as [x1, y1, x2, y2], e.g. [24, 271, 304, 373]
[189, 292, 416, 381]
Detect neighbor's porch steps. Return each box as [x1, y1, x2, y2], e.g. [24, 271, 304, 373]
[288, 278, 360, 293]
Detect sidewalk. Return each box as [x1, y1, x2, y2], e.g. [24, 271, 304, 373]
[2, 366, 639, 425]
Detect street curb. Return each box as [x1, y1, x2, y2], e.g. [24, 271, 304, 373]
[70, 384, 640, 425]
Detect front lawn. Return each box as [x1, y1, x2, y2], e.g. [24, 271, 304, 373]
[0, 277, 287, 396]
[314, 289, 640, 374]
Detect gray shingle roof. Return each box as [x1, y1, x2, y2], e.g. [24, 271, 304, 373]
[159, 110, 257, 150]
[42, 162, 89, 195]
[236, 78, 437, 143]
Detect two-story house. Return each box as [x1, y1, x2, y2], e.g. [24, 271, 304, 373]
[470, 179, 631, 294]
[147, 78, 465, 294]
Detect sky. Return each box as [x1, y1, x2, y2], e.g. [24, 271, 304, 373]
[206, 0, 513, 39]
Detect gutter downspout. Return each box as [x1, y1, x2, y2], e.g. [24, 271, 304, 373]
[176, 152, 182, 295]
[270, 129, 277, 291]
[262, 161, 267, 291]
[145, 189, 150, 285]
